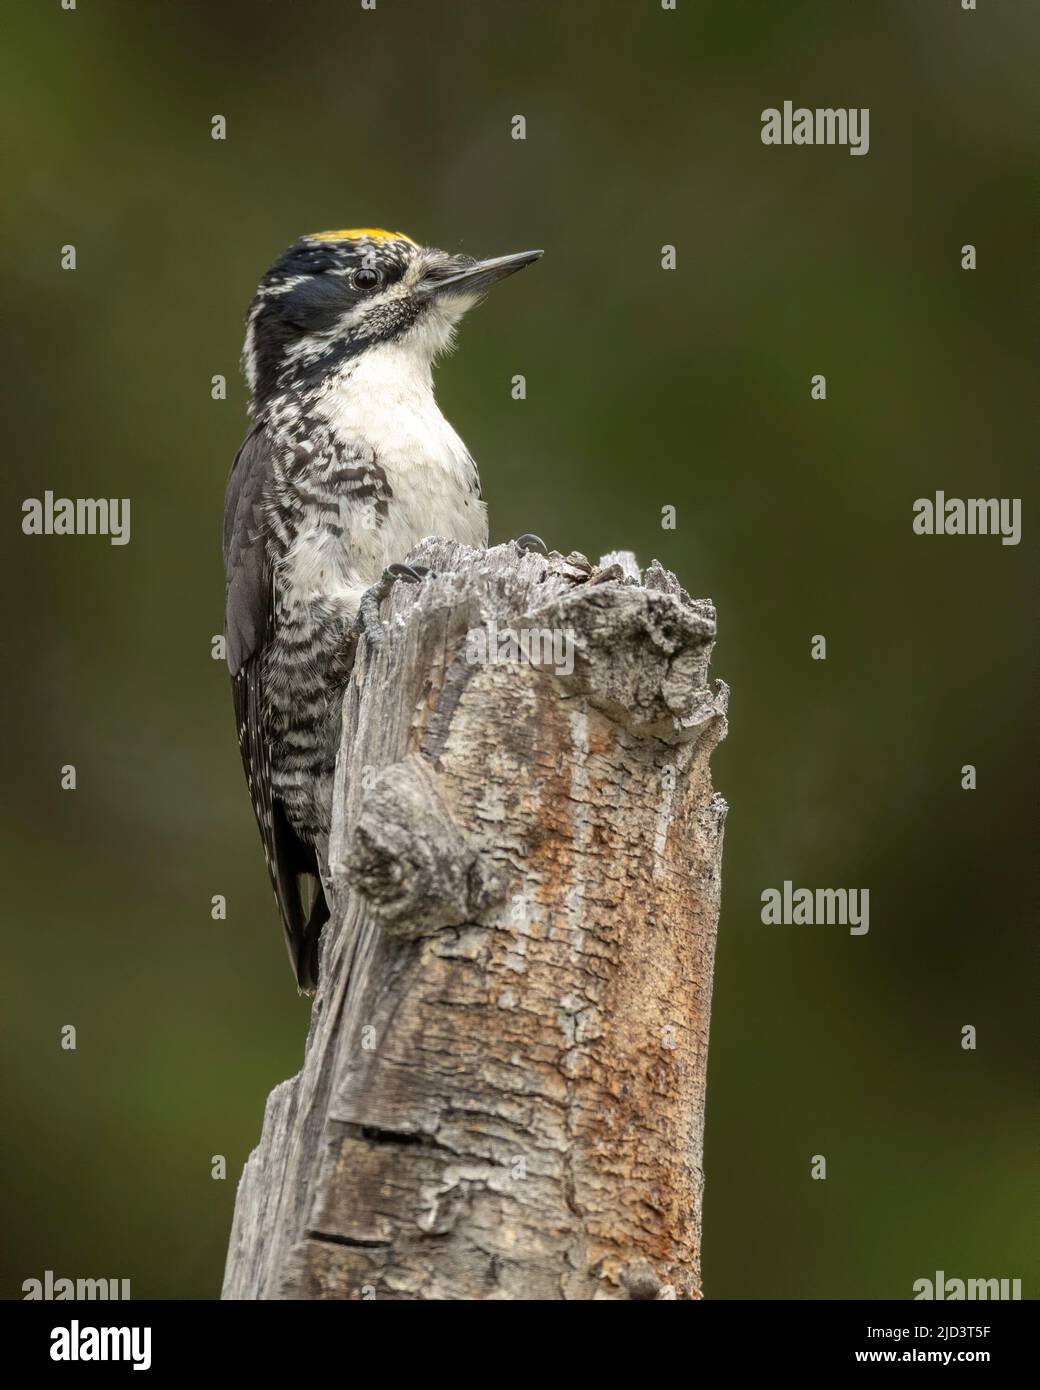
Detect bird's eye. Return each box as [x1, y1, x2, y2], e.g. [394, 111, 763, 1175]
[351, 266, 382, 291]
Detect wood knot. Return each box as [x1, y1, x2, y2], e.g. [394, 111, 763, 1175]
[338, 756, 506, 936]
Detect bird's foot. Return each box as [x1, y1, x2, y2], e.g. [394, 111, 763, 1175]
[513, 532, 548, 554]
[353, 563, 431, 654]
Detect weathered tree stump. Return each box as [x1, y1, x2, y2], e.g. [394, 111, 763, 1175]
[222, 539, 728, 1301]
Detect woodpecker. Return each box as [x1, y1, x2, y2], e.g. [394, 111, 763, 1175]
[223, 228, 542, 990]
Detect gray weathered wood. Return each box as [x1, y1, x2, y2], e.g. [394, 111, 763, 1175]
[222, 539, 728, 1300]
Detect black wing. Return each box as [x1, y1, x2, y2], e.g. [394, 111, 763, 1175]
[223, 423, 327, 991]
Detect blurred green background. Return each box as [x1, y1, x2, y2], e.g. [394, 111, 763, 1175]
[3, 0, 1035, 1300]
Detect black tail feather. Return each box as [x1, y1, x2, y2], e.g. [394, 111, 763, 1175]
[269, 797, 328, 992]
[294, 876, 329, 993]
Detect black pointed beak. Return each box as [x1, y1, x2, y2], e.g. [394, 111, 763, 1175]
[427, 249, 543, 298]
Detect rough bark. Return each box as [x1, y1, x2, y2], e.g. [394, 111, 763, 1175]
[222, 539, 728, 1301]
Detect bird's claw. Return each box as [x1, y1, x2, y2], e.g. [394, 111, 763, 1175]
[354, 563, 432, 655]
[386, 562, 429, 583]
[514, 533, 548, 554]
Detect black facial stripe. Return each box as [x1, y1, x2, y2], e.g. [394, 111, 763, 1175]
[281, 296, 426, 391]
[281, 276, 352, 332]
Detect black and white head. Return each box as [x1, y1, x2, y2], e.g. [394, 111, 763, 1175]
[242, 228, 542, 408]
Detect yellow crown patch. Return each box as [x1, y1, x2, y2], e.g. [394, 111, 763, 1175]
[307, 227, 416, 245]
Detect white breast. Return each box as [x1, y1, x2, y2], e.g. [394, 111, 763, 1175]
[283, 340, 488, 620]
